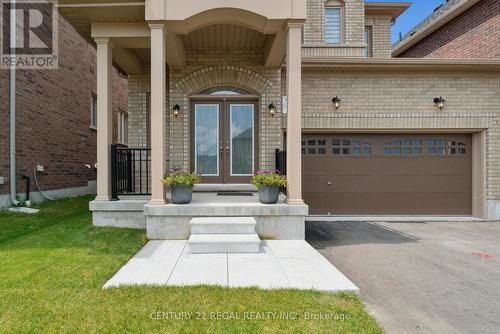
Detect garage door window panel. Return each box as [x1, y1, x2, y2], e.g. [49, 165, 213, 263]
[384, 139, 422, 155]
[428, 139, 466, 156]
[302, 139, 327, 155]
[332, 139, 371, 155]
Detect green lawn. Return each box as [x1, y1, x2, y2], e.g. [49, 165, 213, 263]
[0, 196, 383, 333]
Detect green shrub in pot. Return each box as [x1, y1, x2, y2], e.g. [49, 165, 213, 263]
[162, 172, 200, 204]
[251, 170, 287, 204]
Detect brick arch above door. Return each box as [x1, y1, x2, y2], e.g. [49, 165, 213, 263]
[174, 66, 273, 96]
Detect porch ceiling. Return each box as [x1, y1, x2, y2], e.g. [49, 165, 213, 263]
[58, 1, 145, 37]
[60, 2, 294, 73]
[181, 24, 270, 50]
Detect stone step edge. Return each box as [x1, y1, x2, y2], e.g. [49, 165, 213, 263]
[188, 234, 261, 243]
[190, 217, 256, 225]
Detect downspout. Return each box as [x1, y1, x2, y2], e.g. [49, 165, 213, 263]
[9, 0, 19, 206]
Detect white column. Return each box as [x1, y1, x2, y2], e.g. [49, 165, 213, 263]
[286, 22, 304, 205]
[149, 22, 167, 205]
[95, 38, 112, 201]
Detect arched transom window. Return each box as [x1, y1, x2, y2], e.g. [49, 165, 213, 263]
[197, 86, 252, 96]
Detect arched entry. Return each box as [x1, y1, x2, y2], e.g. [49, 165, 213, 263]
[190, 86, 259, 183]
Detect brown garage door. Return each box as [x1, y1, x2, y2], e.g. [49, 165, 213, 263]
[302, 134, 472, 215]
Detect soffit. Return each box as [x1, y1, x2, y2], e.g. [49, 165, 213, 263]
[181, 24, 269, 50]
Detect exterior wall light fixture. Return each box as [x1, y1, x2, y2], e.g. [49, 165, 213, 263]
[268, 102, 277, 117]
[434, 96, 445, 110]
[173, 104, 181, 117]
[332, 96, 341, 109]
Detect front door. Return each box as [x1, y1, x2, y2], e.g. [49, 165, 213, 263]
[191, 100, 258, 183]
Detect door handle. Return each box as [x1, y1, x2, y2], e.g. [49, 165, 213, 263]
[327, 181, 333, 185]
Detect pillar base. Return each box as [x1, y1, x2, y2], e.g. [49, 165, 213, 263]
[286, 198, 305, 205]
[94, 195, 111, 201]
[149, 199, 167, 206]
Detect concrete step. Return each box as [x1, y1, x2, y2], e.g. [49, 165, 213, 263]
[190, 217, 256, 234]
[188, 234, 261, 253]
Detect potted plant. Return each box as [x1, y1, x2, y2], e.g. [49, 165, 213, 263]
[162, 172, 200, 204]
[251, 170, 287, 204]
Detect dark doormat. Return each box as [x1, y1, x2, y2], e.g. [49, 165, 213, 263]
[216, 192, 254, 196]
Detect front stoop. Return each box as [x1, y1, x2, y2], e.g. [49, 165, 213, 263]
[144, 199, 308, 240]
[188, 217, 261, 253]
[89, 194, 309, 240]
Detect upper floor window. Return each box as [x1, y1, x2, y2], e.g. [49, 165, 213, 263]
[325, 3, 342, 44]
[364, 27, 372, 57]
[90, 93, 97, 129]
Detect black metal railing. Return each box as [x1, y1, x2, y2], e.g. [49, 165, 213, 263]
[275, 149, 286, 175]
[111, 145, 151, 200]
[275, 149, 287, 194]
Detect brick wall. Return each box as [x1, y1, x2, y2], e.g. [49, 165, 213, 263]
[0, 12, 127, 197]
[344, 0, 365, 44]
[128, 70, 151, 149]
[398, 0, 500, 58]
[127, 50, 283, 174]
[301, 70, 500, 201]
[365, 16, 392, 58]
[304, 0, 365, 45]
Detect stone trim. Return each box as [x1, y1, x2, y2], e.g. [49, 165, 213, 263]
[174, 66, 273, 96]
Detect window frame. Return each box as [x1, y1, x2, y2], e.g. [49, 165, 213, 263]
[90, 93, 97, 130]
[117, 109, 128, 146]
[324, 2, 344, 45]
[364, 26, 373, 57]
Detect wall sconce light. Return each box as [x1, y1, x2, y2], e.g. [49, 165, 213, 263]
[173, 104, 181, 117]
[433, 96, 445, 110]
[268, 102, 277, 117]
[332, 96, 341, 109]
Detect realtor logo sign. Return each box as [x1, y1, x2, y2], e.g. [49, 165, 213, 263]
[1, 0, 58, 69]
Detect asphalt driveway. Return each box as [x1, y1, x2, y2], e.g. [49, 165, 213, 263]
[307, 220, 500, 334]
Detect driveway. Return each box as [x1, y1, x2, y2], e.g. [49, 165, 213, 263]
[306, 220, 500, 334]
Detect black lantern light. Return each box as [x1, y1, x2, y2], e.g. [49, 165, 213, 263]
[268, 102, 277, 117]
[173, 104, 181, 117]
[433, 96, 445, 110]
[332, 96, 341, 109]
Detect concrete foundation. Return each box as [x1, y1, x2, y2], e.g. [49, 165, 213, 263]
[487, 200, 500, 221]
[1, 180, 97, 208]
[90, 192, 308, 239]
[90, 199, 148, 229]
[145, 205, 307, 240]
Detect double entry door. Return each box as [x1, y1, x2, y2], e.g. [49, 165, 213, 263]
[191, 100, 258, 183]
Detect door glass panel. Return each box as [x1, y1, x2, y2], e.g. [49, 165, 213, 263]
[230, 104, 254, 175]
[195, 104, 219, 175]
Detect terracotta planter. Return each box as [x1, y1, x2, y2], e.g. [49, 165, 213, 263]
[170, 185, 193, 204]
[258, 185, 280, 204]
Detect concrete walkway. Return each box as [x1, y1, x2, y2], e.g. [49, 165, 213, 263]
[307, 220, 500, 334]
[104, 240, 358, 292]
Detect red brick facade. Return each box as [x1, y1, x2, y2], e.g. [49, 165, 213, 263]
[0, 12, 128, 198]
[398, 0, 500, 59]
